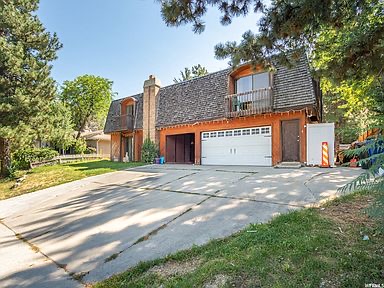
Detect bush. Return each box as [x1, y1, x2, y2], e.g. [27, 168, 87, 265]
[13, 148, 59, 170]
[141, 138, 159, 163]
[85, 146, 97, 154]
[72, 138, 87, 154]
[340, 135, 384, 231]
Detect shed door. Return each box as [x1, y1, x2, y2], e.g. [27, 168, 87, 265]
[201, 126, 272, 166]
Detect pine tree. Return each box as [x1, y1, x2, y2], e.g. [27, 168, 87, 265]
[0, 0, 62, 176]
[158, 0, 384, 83]
[173, 64, 208, 83]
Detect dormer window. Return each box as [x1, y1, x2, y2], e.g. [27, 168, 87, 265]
[235, 72, 270, 94]
[126, 104, 134, 115]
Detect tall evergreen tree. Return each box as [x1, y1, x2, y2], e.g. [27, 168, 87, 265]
[0, 0, 62, 176]
[158, 0, 384, 83]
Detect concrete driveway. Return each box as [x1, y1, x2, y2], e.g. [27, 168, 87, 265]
[0, 165, 361, 287]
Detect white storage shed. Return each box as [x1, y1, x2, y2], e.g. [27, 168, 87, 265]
[306, 123, 335, 167]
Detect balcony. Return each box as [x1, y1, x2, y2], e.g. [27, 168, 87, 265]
[225, 88, 273, 118]
[111, 114, 135, 131]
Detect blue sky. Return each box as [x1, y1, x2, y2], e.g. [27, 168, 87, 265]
[37, 0, 261, 99]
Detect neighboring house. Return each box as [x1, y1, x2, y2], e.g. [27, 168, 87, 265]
[81, 130, 111, 157]
[34, 140, 51, 149]
[104, 55, 321, 166]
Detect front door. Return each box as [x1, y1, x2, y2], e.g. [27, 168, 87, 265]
[125, 136, 133, 161]
[281, 120, 300, 162]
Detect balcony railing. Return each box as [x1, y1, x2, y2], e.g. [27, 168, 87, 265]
[225, 88, 273, 118]
[111, 114, 134, 131]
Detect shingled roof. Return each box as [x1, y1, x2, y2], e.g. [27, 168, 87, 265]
[104, 93, 143, 133]
[272, 56, 317, 110]
[156, 69, 230, 127]
[104, 55, 317, 133]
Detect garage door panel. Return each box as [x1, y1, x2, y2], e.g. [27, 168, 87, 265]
[201, 126, 272, 166]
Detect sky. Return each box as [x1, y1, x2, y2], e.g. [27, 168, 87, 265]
[37, 0, 261, 99]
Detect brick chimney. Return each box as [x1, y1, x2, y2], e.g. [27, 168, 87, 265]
[143, 75, 161, 144]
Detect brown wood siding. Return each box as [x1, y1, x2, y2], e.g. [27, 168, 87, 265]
[134, 130, 143, 162]
[111, 133, 121, 161]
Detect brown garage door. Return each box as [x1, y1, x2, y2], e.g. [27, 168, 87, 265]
[166, 134, 195, 163]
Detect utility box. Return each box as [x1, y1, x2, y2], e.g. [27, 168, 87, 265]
[306, 123, 335, 167]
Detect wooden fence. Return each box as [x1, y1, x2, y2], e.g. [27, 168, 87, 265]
[30, 154, 110, 168]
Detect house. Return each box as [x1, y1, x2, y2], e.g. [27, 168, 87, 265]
[104, 55, 321, 166]
[80, 130, 111, 157]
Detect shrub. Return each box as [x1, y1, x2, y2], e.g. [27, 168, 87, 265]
[85, 146, 97, 154]
[72, 138, 87, 154]
[340, 134, 384, 231]
[13, 148, 59, 170]
[141, 138, 159, 163]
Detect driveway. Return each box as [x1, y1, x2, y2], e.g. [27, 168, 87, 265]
[0, 165, 361, 287]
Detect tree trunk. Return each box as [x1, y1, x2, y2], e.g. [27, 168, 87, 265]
[76, 117, 90, 139]
[0, 137, 11, 177]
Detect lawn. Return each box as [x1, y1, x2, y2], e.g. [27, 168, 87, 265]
[95, 191, 384, 288]
[0, 160, 144, 200]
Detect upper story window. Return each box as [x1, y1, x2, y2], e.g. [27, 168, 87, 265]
[235, 72, 270, 94]
[126, 104, 134, 115]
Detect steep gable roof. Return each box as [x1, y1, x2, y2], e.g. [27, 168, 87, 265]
[104, 93, 143, 133]
[156, 69, 230, 127]
[156, 56, 316, 127]
[272, 56, 316, 110]
[104, 55, 317, 133]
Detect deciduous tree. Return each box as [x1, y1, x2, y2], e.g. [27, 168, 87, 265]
[59, 75, 115, 139]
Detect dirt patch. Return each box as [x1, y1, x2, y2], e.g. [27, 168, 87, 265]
[320, 195, 375, 228]
[203, 274, 229, 288]
[147, 258, 201, 277]
[319, 277, 342, 288]
[229, 273, 261, 288]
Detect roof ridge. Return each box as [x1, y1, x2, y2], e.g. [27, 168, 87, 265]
[112, 92, 143, 103]
[159, 67, 231, 90]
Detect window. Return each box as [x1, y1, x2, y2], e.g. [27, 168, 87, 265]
[261, 127, 270, 134]
[252, 73, 270, 90]
[202, 133, 209, 139]
[242, 129, 250, 135]
[126, 104, 134, 115]
[235, 72, 270, 94]
[210, 132, 217, 138]
[234, 130, 241, 136]
[225, 131, 233, 137]
[235, 75, 253, 94]
[218, 131, 225, 137]
[251, 128, 260, 135]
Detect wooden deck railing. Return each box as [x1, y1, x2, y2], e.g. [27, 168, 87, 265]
[111, 114, 135, 131]
[225, 88, 273, 118]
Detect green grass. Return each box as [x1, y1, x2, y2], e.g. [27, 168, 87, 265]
[0, 160, 144, 200]
[95, 192, 384, 288]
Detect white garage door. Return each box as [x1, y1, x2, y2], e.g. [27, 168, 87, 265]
[201, 126, 272, 166]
